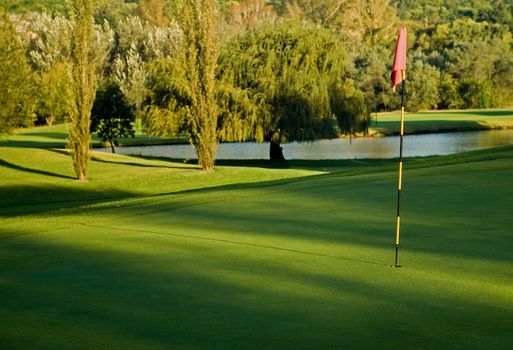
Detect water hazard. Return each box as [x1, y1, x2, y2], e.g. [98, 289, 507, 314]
[101, 130, 513, 160]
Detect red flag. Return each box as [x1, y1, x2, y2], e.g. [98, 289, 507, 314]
[391, 28, 407, 92]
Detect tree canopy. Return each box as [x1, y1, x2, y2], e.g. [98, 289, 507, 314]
[0, 7, 34, 135]
[2, 0, 513, 168]
[218, 21, 369, 159]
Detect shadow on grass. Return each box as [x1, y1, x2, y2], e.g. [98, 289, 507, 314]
[0, 158, 74, 180]
[0, 140, 67, 148]
[21, 132, 68, 140]
[91, 155, 200, 171]
[0, 185, 137, 218]
[0, 232, 511, 349]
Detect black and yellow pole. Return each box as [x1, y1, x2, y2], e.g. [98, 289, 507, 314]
[394, 70, 406, 268]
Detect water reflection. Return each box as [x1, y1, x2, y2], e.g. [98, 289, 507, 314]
[102, 130, 513, 160]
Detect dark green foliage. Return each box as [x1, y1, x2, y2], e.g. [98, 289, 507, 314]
[218, 21, 370, 159]
[354, 46, 393, 112]
[34, 63, 70, 126]
[91, 81, 135, 153]
[438, 73, 464, 109]
[458, 78, 495, 109]
[405, 60, 441, 111]
[393, 0, 513, 29]
[0, 7, 35, 135]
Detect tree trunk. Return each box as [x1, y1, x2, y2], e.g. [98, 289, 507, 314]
[109, 140, 116, 153]
[270, 141, 285, 161]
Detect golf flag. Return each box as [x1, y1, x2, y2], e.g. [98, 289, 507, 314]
[392, 27, 407, 267]
[391, 28, 407, 92]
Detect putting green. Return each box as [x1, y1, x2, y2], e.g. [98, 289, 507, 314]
[1, 143, 513, 349]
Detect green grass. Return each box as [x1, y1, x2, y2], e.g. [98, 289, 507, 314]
[371, 108, 513, 136]
[0, 123, 187, 150]
[1, 125, 513, 349]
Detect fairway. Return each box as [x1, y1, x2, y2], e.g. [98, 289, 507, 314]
[371, 108, 513, 135]
[1, 130, 513, 349]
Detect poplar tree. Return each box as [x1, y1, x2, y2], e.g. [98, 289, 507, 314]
[178, 0, 220, 171]
[68, 0, 97, 181]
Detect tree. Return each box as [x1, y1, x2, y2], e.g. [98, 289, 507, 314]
[284, 0, 348, 29]
[163, 0, 221, 171]
[91, 81, 135, 153]
[138, 0, 171, 28]
[223, 0, 277, 38]
[25, 12, 71, 72]
[405, 60, 440, 111]
[35, 62, 71, 126]
[143, 0, 220, 171]
[342, 0, 399, 47]
[112, 15, 181, 115]
[0, 7, 35, 135]
[354, 46, 393, 112]
[68, 0, 98, 182]
[218, 21, 370, 160]
[424, 18, 513, 108]
[438, 73, 464, 109]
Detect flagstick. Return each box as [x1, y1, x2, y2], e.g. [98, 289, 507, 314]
[394, 71, 406, 268]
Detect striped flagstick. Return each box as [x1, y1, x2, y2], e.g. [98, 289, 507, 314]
[391, 28, 407, 268]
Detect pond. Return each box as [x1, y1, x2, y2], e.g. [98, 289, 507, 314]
[101, 130, 513, 160]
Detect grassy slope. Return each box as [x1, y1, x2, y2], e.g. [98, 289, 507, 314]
[371, 108, 513, 136]
[1, 126, 513, 349]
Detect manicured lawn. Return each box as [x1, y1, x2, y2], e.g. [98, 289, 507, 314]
[371, 108, 513, 136]
[1, 123, 187, 150]
[1, 125, 513, 349]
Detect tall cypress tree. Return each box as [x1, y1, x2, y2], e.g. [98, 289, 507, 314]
[68, 0, 97, 181]
[179, 0, 220, 171]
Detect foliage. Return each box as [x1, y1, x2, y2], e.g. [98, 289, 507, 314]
[393, 0, 513, 30]
[1, 0, 68, 15]
[137, 0, 172, 28]
[94, 0, 138, 27]
[112, 15, 181, 113]
[175, 0, 220, 171]
[405, 60, 440, 111]
[438, 73, 464, 110]
[222, 0, 277, 41]
[0, 8, 35, 135]
[91, 81, 136, 153]
[218, 21, 370, 159]
[68, 0, 98, 182]
[3, 0, 513, 143]
[354, 46, 393, 112]
[144, 0, 220, 171]
[25, 12, 71, 71]
[284, 0, 348, 29]
[343, 0, 400, 47]
[35, 62, 71, 126]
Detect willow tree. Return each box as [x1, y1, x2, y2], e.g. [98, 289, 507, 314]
[68, 0, 97, 181]
[218, 21, 370, 160]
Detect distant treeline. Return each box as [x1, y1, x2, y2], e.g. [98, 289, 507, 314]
[1, 0, 513, 137]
